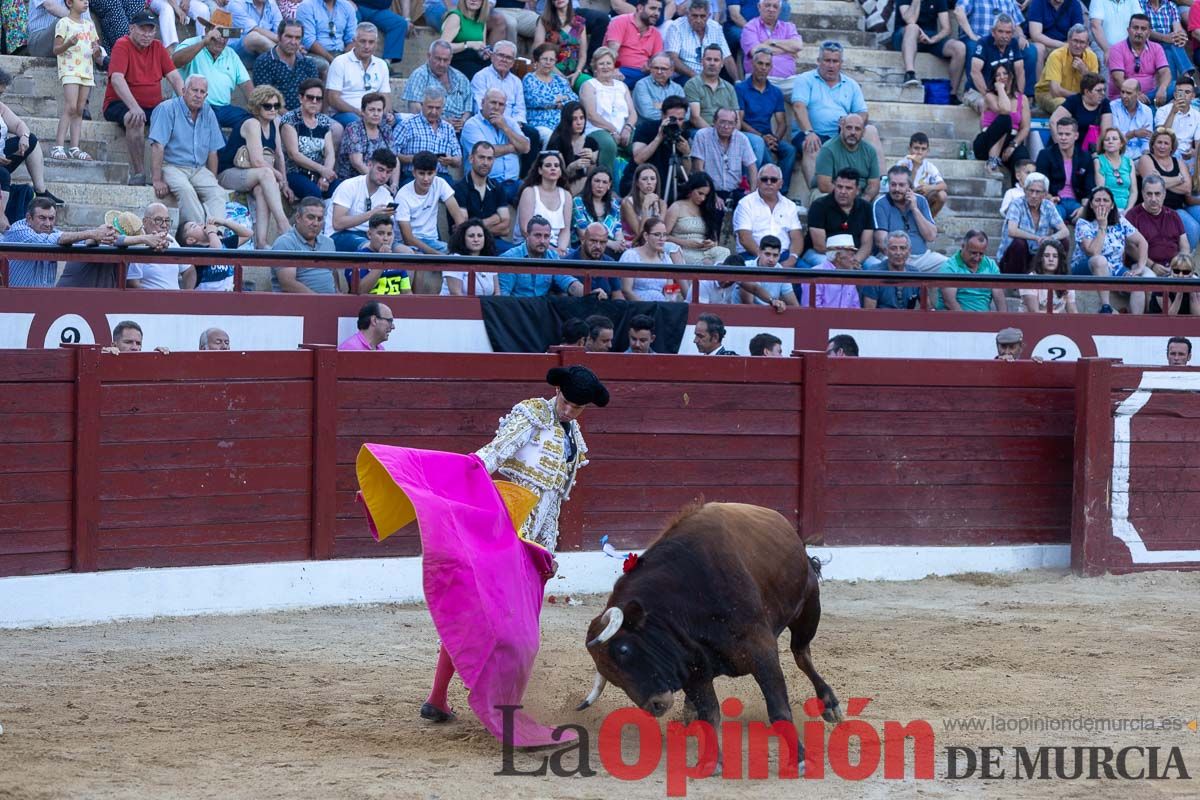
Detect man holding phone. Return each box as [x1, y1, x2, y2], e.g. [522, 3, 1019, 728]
[325, 147, 398, 251]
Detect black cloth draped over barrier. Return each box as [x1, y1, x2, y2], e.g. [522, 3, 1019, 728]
[480, 296, 689, 354]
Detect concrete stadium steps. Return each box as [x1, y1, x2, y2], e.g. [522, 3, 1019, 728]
[43, 157, 134, 186]
[26, 118, 132, 161]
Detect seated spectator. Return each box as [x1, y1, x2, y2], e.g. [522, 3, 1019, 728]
[338, 301, 394, 351]
[740, 0, 800, 91]
[171, 20, 254, 129]
[1035, 116, 1094, 223]
[733, 163, 802, 265]
[604, 0, 664, 89]
[1126, 174, 1190, 272]
[572, 166, 625, 257]
[749, 332, 783, 356]
[493, 0, 540, 44]
[1112, 77, 1154, 159]
[1072, 185, 1152, 313]
[500, 215, 585, 296]
[199, 328, 232, 349]
[349, 214, 415, 294]
[178, 216, 253, 291]
[738, 234, 797, 310]
[813, 114, 880, 204]
[470, 39, 541, 170]
[736, 48, 795, 195]
[335, 92, 394, 182]
[582, 48, 637, 161]
[895, 133, 948, 218]
[861, 230, 921, 310]
[355, 0, 409, 76]
[215, 85, 294, 249]
[1020, 239, 1078, 313]
[1033, 23, 1096, 114]
[1148, 253, 1200, 314]
[584, 314, 616, 352]
[693, 312, 736, 354]
[281, 78, 340, 199]
[455, 142, 513, 248]
[567, 223, 624, 300]
[443, 217, 499, 295]
[126, 202, 194, 289]
[671, 0, 736, 85]
[517, 151, 573, 256]
[626, 313, 656, 353]
[534, 0, 590, 91]
[1000, 158, 1036, 215]
[326, 147, 396, 251]
[996, 170, 1070, 274]
[270, 195, 337, 292]
[1094, 128, 1138, 215]
[870, 165, 944, 272]
[619, 216, 687, 300]
[936, 230, 1006, 312]
[148, 75, 228, 228]
[402, 40, 474, 135]
[892, 0, 966, 92]
[699, 253, 743, 304]
[800, 234, 861, 309]
[1049, 72, 1112, 152]
[104, 12, 185, 186]
[225, 0, 283, 63]
[685, 45, 737, 130]
[442, 0, 489, 79]
[295, 0, 355, 66]
[104, 320, 170, 354]
[802, 168, 874, 268]
[621, 94, 689, 197]
[1028, 0, 1086, 81]
[461, 87, 531, 207]
[1142, 0, 1190, 81]
[632, 53, 686, 123]
[1107, 14, 1170, 105]
[620, 163, 665, 245]
[549, 101, 609, 192]
[692, 106, 757, 206]
[524, 43, 580, 144]
[1, 198, 115, 287]
[665, 172, 729, 265]
[395, 86, 463, 182]
[826, 334, 859, 356]
[1136, 126, 1200, 245]
[58, 208, 175, 289]
[973, 62, 1031, 177]
[962, 12, 1030, 113]
[397, 150, 467, 259]
[1153, 76, 1200, 162]
[253, 19, 321, 113]
[326, 23, 391, 127]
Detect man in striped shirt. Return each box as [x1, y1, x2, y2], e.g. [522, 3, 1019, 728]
[1, 198, 117, 288]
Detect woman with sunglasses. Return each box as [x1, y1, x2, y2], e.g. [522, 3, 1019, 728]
[281, 78, 340, 200]
[1074, 186, 1154, 313]
[1148, 253, 1200, 315]
[215, 85, 294, 249]
[619, 216, 686, 302]
[516, 151, 573, 255]
[1094, 127, 1137, 216]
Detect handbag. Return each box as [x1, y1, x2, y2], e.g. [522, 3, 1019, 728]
[233, 146, 275, 169]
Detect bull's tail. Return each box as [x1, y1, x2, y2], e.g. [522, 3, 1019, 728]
[809, 555, 827, 581]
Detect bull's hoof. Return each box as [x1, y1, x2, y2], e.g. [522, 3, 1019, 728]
[420, 702, 457, 723]
[822, 701, 843, 724]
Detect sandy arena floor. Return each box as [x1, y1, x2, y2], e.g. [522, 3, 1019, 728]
[1, 569, 1199, 800]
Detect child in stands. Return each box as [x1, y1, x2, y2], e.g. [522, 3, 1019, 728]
[894, 132, 948, 218]
[1000, 159, 1036, 216]
[51, 0, 99, 162]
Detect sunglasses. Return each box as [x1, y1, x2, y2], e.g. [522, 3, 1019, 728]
[1134, 56, 1142, 72]
[303, 93, 323, 102]
[328, 21, 336, 39]
[1172, 268, 1194, 275]
[261, 102, 281, 110]
[760, 176, 780, 183]
[820, 40, 844, 52]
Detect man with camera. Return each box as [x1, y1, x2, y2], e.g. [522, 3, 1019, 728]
[171, 15, 255, 129]
[620, 95, 691, 198]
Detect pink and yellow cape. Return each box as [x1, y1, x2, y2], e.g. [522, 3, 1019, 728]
[356, 444, 573, 747]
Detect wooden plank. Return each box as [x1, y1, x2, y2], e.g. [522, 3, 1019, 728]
[0, 442, 73, 474]
[102, 438, 311, 470]
[1126, 443, 1200, 467]
[98, 465, 312, 500]
[1128, 468, 1200, 490]
[824, 460, 1072, 487]
[823, 507, 1071, 529]
[577, 485, 798, 513]
[0, 413, 75, 443]
[97, 540, 310, 570]
[0, 501, 72, 533]
[566, 460, 799, 487]
[99, 410, 312, 443]
[578, 356, 803, 384]
[824, 527, 1069, 546]
[333, 535, 421, 558]
[0, 472, 71, 503]
[0, 350, 75, 382]
[101, 381, 313, 414]
[821, 485, 1070, 511]
[827, 386, 1074, 413]
[799, 354, 826, 544]
[99, 493, 310, 529]
[827, 358, 1075, 389]
[1121, 392, 1200, 418]
[0, 383, 74, 413]
[824, 411, 1076, 437]
[97, 351, 313, 382]
[100, 521, 305, 549]
[310, 346, 337, 560]
[338, 409, 799, 437]
[1124, 417, 1200, 442]
[73, 346, 100, 572]
[336, 380, 547, 410]
[1129, 493, 1200, 517]
[338, 353, 557, 380]
[333, 516, 416, 541]
[0, 551, 71, 577]
[0, 529, 73, 555]
[825, 435, 1075, 461]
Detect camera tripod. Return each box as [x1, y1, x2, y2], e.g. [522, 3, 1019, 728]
[663, 147, 689, 206]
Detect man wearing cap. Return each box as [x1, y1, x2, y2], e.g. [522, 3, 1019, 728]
[800, 233, 862, 308]
[104, 11, 186, 186]
[995, 327, 1028, 360]
[171, 11, 256, 129]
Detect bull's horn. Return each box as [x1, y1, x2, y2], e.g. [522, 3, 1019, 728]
[586, 606, 624, 648]
[576, 672, 607, 710]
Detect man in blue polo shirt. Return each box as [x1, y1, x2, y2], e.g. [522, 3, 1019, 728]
[1027, 0, 1086, 78]
[957, 0, 1038, 98]
[737, 48, 796, 194]
[964, 13, 1025, 111]
[500, 216, 586, 297]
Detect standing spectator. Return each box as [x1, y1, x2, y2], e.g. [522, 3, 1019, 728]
[534, 0, 590, 91]
[669, 0, 735, 84]
[225, 0, 283, 62]
[402, 41, 474, 135]
[281, 78, 339, 199]
[1, 198, 115, 287]
[1142, 0, 1191, 81]
[995, 170, 1070, 273]
[605, 0, 664, 89]
[549, 102, 606, 192]
[1136, 127, 1200, 243]
[691, 106, 757, 206]
[325, 147, 397, 251]
[395, 86, 463, 182]
[1126, 174, 1189, 271]
[1035, 116, 1094, 222]
[733, 163, 802, 264]
[1048, 72, 1112, 152]
[396, 150, 467, 256]
[1091, 0, 1142, 62]
[1107, 14, 1170, 104]
[1094, 128, 1139, 214]
[937, 230, 1007, 311]
[620, 163, 664, 245]
[252, 19, 320, 113]
[956, 2, 1037, 97]
[524, 43, 579, 144]
[739, 0, 800, 90]
[826, 334, 859, 356]
[442, 0, 489, 79]
[517, 151, 573, 255]
[171, 21, 255, 129]
[177, 216, 254, 291]
[584, 313, 616, 352]
[619, 216, 687, 301]
[581, 47, 636, 159]
[800, 234, 861, 309]
[271, 195, 338, 292]
[148, 75, 228, 228]
[216, 85, 294, 249]
[148, 0, 208, 50]
[684, 44, 737, 130]
[1019, 240, 1078, 313]
[737, 48, 795, 195]
[1028, 0, 1086, 79]
[802, 168, 874, 268]
[339, 301, 395, 350]
[1034, 24, 1098, 114]
[1111, 77, 1155, 159]
[356, 0, 410, 76]
[443, 217, 499, 296]
[50, 0, 99, 163]
[813, 113, 881, 202]
[973, 62, 1031, 176]
[963, 13, 1028, 111]
[461, 88, 531, 206]
[335, 93, 394, 181]
[326, 23, 391, 127]
[665, 172, 728, 264]
[455, 141, 513, 247]
[471, 40, 541, 172]
[572, 166, 625, 256]
[632, 53, 686, 123]
[1073, 185, 1153, 312]
[870, 165, 944, 272]
[295, 0, 355, 67]
[861, 231, 921, 310]
[1154, 75, 1200, 163]
[892, 0, 966, 93]
[103, 12, 185, 186]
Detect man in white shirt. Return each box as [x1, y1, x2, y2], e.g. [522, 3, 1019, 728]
[126, 202, 195, 289]
[325, 147, 397, 250]
[732, 163, 803, 265]
[1154, 76, 1200, 163]
[325, 22, 391, 127]
[1089, 0, 1141, 59]
[395, 150, 467, 255]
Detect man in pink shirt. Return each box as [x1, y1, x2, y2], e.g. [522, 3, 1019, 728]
[739, 0, 803, 92]
[338, 301, 395, 350]
[1107, 14, 1170, 105]
[605, 0, 664, 89]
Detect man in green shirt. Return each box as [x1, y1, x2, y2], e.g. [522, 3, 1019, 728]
[813, 113, 880, 203]
[684, 44, 738, 129]
[937, 230, 1007, 311]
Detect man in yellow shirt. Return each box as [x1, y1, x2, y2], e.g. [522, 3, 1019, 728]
[1035, 24, 1098, 113]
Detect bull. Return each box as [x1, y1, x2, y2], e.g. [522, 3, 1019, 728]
[579, 502, 842, 736]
